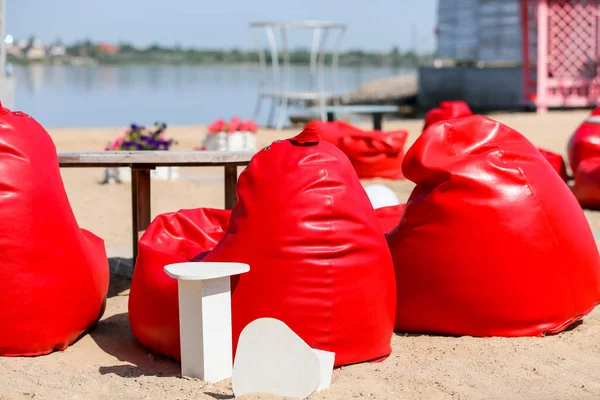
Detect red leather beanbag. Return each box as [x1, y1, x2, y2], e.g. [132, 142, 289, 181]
[0, 106, 109, 356]
[389, 115, 600, 337]
[129, 208, 231, 359]
[567, 107, 600, 174]
[573, 157, 600, 209]
[537, 148, 569, 182]
[129, 127, 396, 367]
[307, 120, 408, 179]
[423, 100, 473, 131]
[374, 204, 406, 235]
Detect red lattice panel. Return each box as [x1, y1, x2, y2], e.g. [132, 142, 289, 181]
[548, 0, 600, 79]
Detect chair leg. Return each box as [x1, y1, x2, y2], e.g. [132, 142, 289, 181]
[266, 98, 277, 128]
[276, 97, 289, 130]
[253, 96, 264, 122]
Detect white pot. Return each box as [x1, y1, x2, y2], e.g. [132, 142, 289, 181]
[203, 133, 219, 151]
[217, 131, 228, 151]
[101, 166, 179, 183]
[243, 132, 257, 151]
[228, 132, 245, 151]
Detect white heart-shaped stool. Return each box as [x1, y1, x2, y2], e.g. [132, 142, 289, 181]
[232, 318, 335, 399]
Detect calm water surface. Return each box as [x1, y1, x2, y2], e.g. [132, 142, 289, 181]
[13, 64, 413, 128]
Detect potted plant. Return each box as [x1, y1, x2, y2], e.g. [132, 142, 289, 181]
[102, 122, 179, 183]
[202, 117, 258, 152]
[203, 119, 228, 151]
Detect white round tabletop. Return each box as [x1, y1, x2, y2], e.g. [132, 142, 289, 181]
[164, 262, 250, 281]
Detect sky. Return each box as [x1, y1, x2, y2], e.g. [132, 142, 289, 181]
[6, 0, 438, 53]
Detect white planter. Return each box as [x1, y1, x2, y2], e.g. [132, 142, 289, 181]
[201, 130, 257, 152]
[203, 132, 228, 151]
[101, 166, 179, 184]
[243, 132, 257, 151]
[228, 132, 245, 151]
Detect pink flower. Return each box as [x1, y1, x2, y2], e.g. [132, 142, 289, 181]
[246, 121, 258, 133]
[208, 119, 226, 134]
[110, 135, 124, 150]
[227, 116, 241, 133]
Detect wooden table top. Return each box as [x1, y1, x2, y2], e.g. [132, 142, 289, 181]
[58, 151, 255, 168]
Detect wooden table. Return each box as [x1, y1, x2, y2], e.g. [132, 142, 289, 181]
[307, 105, 400, 130]
[58, 151, 254, 261]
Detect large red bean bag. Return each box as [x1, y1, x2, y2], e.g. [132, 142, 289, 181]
[129, 208, 231, 359]
[306, 120, 408, 179]
[567, 107, 600, 174]
[537, 148, 569, 182]
[423, 100, 473, 131]
[374, 204, 406, 235]
[573, 157, 600, 209]
[129, 128, 396, 367]
[0, 105, 109, 356]
[389, 115, 600, 337]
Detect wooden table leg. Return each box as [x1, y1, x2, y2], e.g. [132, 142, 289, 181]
[373, 113, 383, 131]
[326, 112, 336, 122]
[224, 165, 238, 210]
[131, 168, 151, 262]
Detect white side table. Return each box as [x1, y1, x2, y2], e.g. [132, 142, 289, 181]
[164, 262, 250, 383]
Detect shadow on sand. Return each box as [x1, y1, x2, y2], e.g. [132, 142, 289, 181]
[90, 312, 181, 378]
[107, 257, 133, 298]
[91, 259, 180, 378]
[393, 319, 584, 338]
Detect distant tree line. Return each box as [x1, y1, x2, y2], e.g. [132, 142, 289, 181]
[9, 40, 433, 68]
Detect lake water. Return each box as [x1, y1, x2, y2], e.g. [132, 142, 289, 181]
[12, 65, 413, 128]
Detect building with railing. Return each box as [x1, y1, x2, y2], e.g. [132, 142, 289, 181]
[422, 0, 600, 113]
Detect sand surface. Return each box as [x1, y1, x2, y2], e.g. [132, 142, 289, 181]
[2, 110, 600, 399]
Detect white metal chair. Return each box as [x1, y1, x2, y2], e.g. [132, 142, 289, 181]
[249, 21, 347, 130]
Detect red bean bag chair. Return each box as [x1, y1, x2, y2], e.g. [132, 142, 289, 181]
[374, 204, 406, 235]
[567, 106, 600, 174]
[423, 100, 473, 131]
[129, 128, 396, 367]
[306, 120, 408, 180]
[537, 148, 569, 182]
[0, 105, 109, 356]
[129, 208, 231, 359]
[388, 115, 600, 337]
[573, 157, 600, 209]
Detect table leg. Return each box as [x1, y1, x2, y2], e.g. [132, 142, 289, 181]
[373, 113, 383, 131]
[224, 165, 238, 210]
[177, 277, 233, 382]
[131, 168, 151, 262]
[326, 112, 336, 122]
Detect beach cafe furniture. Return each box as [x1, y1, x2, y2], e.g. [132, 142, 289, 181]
[0, 106, 109, 357]
[307, 104, 400, 131]
[423, 100, 569, 182]
[232, 318, 335, 398]
[306, 120, 409, 180]
[249, 20, 347, 130]
[389, 115, 600, 337]
[568, 107, 600, 208]
[128, 129, 395, 368]
[164, 262, 249, 382]
[422, 100, 473, 132]
[58, 151, 253, 261]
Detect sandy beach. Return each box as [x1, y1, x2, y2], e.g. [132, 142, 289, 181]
[2, 110, 600, 399]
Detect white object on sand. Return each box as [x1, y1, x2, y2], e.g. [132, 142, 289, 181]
[101, 166, 179, 183]
[232, 318, 335, 399]
[364, 184, 400, 209]
[164, 262, 250, 383]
